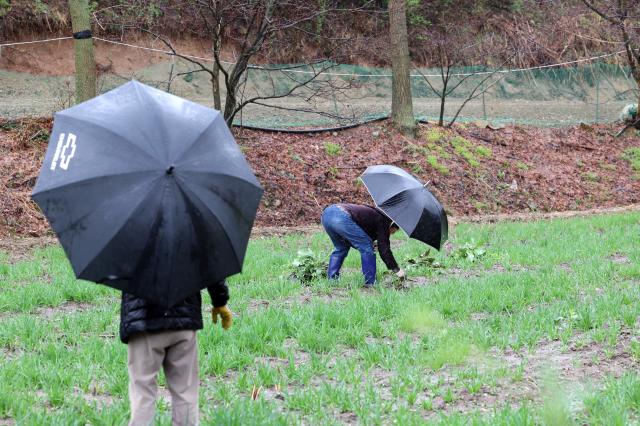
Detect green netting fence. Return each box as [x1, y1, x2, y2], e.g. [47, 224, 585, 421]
[1, 38, 638, 129]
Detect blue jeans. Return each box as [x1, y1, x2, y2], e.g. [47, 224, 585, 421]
[321, 205, 376, 285]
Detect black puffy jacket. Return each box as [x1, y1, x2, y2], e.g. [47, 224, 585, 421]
[119, 281, 229, 343]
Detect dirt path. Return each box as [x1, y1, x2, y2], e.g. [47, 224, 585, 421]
[2, 204, 639, 261]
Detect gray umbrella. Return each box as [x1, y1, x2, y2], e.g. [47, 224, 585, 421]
[361, 165, 448, 250]
[32, 80, 263, 308]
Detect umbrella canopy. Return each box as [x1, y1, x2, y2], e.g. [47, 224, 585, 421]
[360, 165, 448, 250]
[32, 80, 263, 308]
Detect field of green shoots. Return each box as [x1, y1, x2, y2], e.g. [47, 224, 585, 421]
[1, 212, 639, 425]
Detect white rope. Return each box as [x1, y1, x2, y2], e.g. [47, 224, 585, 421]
[93, 37, 233, 64]
[2, 35, 627, 79]
[0, 36, 73, 47]
[94, 38, 627, 78]
[439, 50, 626, 78]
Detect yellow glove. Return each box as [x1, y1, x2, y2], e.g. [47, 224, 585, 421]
[212, 306, 233, 330]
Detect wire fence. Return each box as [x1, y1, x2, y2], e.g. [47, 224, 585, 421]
[1, 36, 638, 129]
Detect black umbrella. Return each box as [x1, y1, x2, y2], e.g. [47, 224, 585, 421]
[360, 165, 448, 250]
[32, 80, 263, 308]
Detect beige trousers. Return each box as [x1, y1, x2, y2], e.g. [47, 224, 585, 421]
[127, 330, 199, 426]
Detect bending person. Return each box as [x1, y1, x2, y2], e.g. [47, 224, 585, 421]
[321, 203, 405, 287]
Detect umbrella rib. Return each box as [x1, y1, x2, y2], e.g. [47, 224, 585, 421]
[174, 178, 244, 271]
[74, 175, 164, 278]
[173, 119, 218, 165]
[359, 177, 396, 223]
[178, 170, 261, 189]
[135, 82, 171, 162]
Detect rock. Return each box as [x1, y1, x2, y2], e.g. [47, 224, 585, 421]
[274, 199, 282, 208]
[620, 103, 638, 124]
[509, 179, 518, 191]
[332, 132, 338, 137]
[372, 131, 380, 138]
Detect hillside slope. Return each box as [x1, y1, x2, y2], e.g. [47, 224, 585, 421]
[1, 118, 638, 236]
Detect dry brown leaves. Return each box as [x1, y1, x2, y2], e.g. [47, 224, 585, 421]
[0, 118, 51, 237]
[1, 118, 639, 237]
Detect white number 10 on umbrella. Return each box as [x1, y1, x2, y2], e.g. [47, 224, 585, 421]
[50, 132, 77, 171]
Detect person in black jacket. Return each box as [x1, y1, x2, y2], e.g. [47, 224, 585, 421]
[321, 203, 405, 287]
[121, 281, 231, 426]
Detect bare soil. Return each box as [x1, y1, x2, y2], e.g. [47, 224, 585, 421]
[0, 36, 214, 77]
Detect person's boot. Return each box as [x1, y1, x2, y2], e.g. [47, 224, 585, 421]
[361, 252, 377, 287]
[327, 254, 345, 279]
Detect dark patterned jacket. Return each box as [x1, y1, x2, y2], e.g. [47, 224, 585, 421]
[119, 281, 229, 343]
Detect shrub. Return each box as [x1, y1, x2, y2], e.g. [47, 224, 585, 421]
[290, 249, 328, 283]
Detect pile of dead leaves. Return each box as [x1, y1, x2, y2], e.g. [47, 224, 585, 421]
[0, 118, 51, 237]
[2, 117, 640, 237]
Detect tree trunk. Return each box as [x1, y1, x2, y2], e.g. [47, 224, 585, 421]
[212, 61, 222, 111]
[69, 0, 96, 104]
[438, 80, 448, 127]
[389, 0, 415, 136]
[212, 33, 222, 110]
[223, 84, 237, 126]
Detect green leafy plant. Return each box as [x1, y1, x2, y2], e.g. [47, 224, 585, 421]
[451, 241, 487, 263]
[450, 136, 480, 167]
[34, 0, 49, 14]
[427, 155, 450, 175]
[409, 162, 424, 174]
[475, 145, 492, 157]
[582, 172, 600, 182]
[0, 0, 10, 17]
[424, 127, 446, 143]
[426, 142, 451, 159]
[290, 249, 328, 283]
[405, 249, 444, 271]
[472, 200, 489, 212]
[324, 142, 342, 156]
[0, 120, 18, 131]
